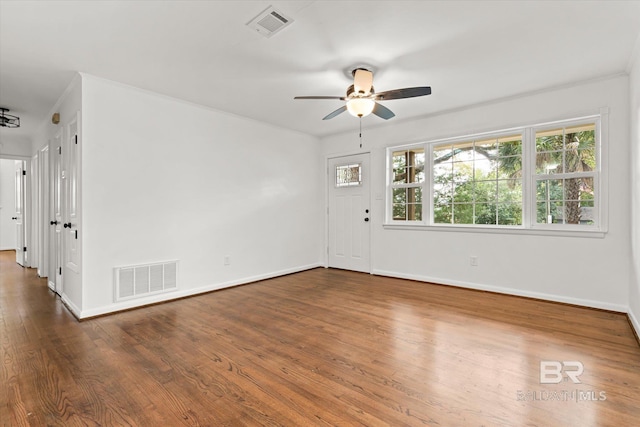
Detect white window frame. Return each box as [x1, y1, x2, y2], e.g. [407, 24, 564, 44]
[388, 147, 426, 224]
[428, 130, 525, 227]
[384, 109, 607, 237]
[528, 116, 602, 231]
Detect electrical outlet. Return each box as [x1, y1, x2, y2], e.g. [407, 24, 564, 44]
[224, 256, 230, 266]
[470, 256, 478, 267]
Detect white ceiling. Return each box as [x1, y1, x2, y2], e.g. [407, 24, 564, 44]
[1, 0, 639, 143]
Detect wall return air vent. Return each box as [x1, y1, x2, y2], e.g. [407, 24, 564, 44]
[114, 260, 178, 302]
[246, 6, 293, 38]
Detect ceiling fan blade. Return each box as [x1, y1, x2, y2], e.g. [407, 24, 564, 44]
[294, 96, 346, 100]
[374, 86, 431, 101]
[372, 102, 395, 120]
[323, 105, 347, 120]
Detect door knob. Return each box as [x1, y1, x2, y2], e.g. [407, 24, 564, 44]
[63, 222, 72, 228]
[50, 220, 58, 225]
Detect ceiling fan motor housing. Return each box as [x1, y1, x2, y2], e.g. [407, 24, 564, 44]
[346, 84, 375, 99]
[352, 68, 374, 96]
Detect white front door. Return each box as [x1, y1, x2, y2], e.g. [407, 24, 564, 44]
[328, 153, 371, 273]
[14, 161, 25, 266]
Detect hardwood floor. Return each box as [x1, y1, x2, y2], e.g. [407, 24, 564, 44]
[1, 250, 639, 426]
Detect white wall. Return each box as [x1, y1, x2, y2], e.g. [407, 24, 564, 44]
[321, 75, 630, 311]
[629, 50, 640, 336]
[0, 134, 31, 158]
[0, 159, 17, 250]
[80, 74, 323, 317]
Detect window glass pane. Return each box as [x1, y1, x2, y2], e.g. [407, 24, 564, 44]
[453, 161, 474, 180]
[393, 149, 425, 184]
[393, 150, 407, 167]
[473, 181, 498, 203]
[536, 128, 564, 152]
[434, 162, 453, 178]
[579, 148, 596, 170]
[474, 159, 495, 179]
[434, 183, 453, 205]
[336, 163, 361, 187]
[393, 204, 406, 221]
[536, 153, 562, 174]
[534, 177, 595, 225]
[536, 123, 596, 178]
[408, 203, 422, 221]
[475, 204, 496, 225]
[391, 186, 422, 221]
[433, 204, 452, 224]
[565, 123, 596, 152]
[536, 179, 562, 202]
[475, 138, 498, 158]
[474, 180, 496, 203]
[453, 181, 473, 202]
[453, 204, 473, 224]
[498, 137, 523, 157]
[408, 187, 422, 203]
[392, 150, 407, 184]
[393, 187, 406, 204]
[564, 147, 595, 174]
[433, 144, 453, 160]
[536, 202, 548, 223]
[497, 203, 522, 225]
[497, 179, 522, 202]
[497, 156, 521, 177]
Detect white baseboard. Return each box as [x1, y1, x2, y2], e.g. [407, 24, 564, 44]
[628, 308, 640, 342]
[78, 262, 323, 319]
[372, 269, 627, 313]
[61, 293, 82, 319]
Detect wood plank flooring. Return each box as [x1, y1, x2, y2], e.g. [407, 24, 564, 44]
[1, 250, 639, 426]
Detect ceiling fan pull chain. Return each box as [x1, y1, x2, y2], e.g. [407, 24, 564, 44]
[359, 117, 363, 148]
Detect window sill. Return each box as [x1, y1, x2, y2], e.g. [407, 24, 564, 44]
[382, 223, 606, 238]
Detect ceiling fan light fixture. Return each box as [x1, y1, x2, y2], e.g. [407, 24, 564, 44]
[0, 107, 20, 128]
[346, 98, 375, 118]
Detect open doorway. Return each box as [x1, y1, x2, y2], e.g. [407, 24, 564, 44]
[0, 159, 18, 252]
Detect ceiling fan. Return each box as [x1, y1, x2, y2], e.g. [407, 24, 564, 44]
[294, 68, 431, 120]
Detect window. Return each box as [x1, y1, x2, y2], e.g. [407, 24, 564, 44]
[433, 134, 523, 225]
[391, 148, 424, 221]
[534, 122, 597, 226]
[385, 115, 603, 233]
[336, 163, 362, 187]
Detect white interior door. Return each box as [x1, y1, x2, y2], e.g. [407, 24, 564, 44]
[64, 118, 80, 276]
[328, 153, 371, 273]
[51, 134, 63, 294]
[14, 161, 25, 266]
[39, 147, 49, 278]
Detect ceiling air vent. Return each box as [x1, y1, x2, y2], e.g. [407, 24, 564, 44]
[247, 6, 293, 38]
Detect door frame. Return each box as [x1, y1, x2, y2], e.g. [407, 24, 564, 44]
[325, 151, 372, 273]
